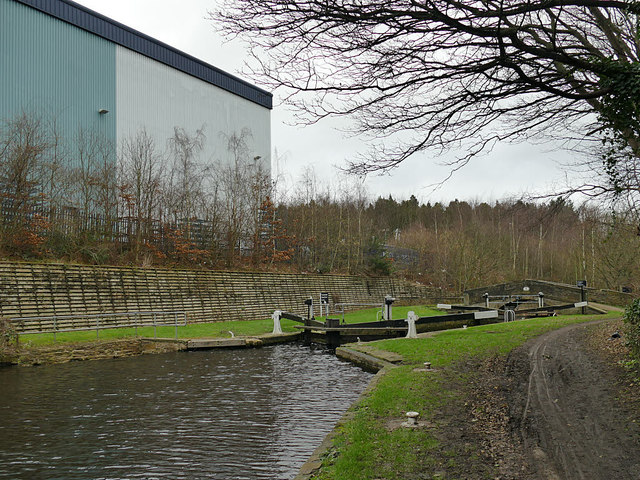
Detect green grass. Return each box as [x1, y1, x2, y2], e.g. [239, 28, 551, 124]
[312, 310, 620, 480]
[17, 304, 442, 346]
[372, 310, 619, 366]
[18, 317, 300, 346]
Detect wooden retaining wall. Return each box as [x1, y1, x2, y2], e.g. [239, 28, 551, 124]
[0, 262, 435, 332]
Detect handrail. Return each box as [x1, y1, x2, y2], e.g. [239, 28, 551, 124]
[486, 294, 539, 300]
[333, 302, 383, 323]
[11, 310, 187, 341]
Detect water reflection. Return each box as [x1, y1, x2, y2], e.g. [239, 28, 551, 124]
[0, 343, 373, 479]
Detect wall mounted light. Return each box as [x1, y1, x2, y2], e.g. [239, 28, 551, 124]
[98, 108, 109, 114]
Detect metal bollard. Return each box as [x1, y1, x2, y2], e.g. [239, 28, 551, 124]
[304, 297, 314, 320]
[384, 295, 395, 321]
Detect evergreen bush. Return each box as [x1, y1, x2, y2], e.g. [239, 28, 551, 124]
[623, 298, 640, 361]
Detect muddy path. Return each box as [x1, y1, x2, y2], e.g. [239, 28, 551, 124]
[507, 321, 640, 480]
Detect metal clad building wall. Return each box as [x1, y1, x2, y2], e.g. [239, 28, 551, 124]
[116, 46, 271, 170]
[0, 0, 116, 167]
[13, 0, 272, 109]
[3, 0, 272, 174]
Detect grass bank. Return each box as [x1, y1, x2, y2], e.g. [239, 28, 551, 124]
[309, 311, 620, 480]
[15, 305, 442, 347]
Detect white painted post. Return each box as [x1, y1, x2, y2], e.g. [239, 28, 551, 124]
[405, 311, 418, 339]
[272, 310, 283, 334]
[538, 292, 544, 308]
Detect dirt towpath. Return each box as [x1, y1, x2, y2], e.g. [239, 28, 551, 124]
[508, 321, 640, 479]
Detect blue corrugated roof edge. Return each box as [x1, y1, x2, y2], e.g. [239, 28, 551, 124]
[13, 0, 273, 109]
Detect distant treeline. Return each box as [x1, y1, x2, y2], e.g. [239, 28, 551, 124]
[278, 193, 639, 292]
[1, 112, 639, 293]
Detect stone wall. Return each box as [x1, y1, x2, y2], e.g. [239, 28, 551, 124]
[4, 339, 186, 366]
[464, 279, 635, 307]
[0, 261, 435, 331]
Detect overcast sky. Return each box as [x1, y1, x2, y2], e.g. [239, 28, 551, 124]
[74, 0, 578, 204]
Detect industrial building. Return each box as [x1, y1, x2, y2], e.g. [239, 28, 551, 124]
[0, 0, 272, 171]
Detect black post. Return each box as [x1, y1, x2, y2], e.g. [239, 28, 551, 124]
[577, 280, 587, 314]
[304, 297, 314, 320]
[303, 297, 314, 344]
[302, 317, 312, 345]
[384, 295, 395, 321]
[326, 330, 341, 348]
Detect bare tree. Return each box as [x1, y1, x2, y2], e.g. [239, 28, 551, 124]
[165, 126, 207, 224]
[248, 157, 272, 265]
[0, 113, 50, 245]
[212, 1, 639, 186]
[593, 215, 640, 290]
[39, 117, 70, 213]
[218, 128, 256, 263]
[70, 127, 113, 228]
[119, 129, 164, 259]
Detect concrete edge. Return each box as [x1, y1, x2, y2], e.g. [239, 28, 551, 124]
[335, 346, 398, 372]
[587, 302, 624, 313]
[340, 344, 405, 364]
[187, 338, 249, 349]
[293, 348, 396, 480]
[586, 305, 609, 315]
[143, 332, 302, 350]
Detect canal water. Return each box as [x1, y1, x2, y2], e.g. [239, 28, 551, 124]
[0, 343, 373, 479]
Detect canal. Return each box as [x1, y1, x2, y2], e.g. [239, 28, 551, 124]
[0, 343, 374, 479]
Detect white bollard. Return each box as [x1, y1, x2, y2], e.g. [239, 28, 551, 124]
[403, 411, 420, 427]
[272, 310, 283, 334]
[405, 311, 418, 339]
